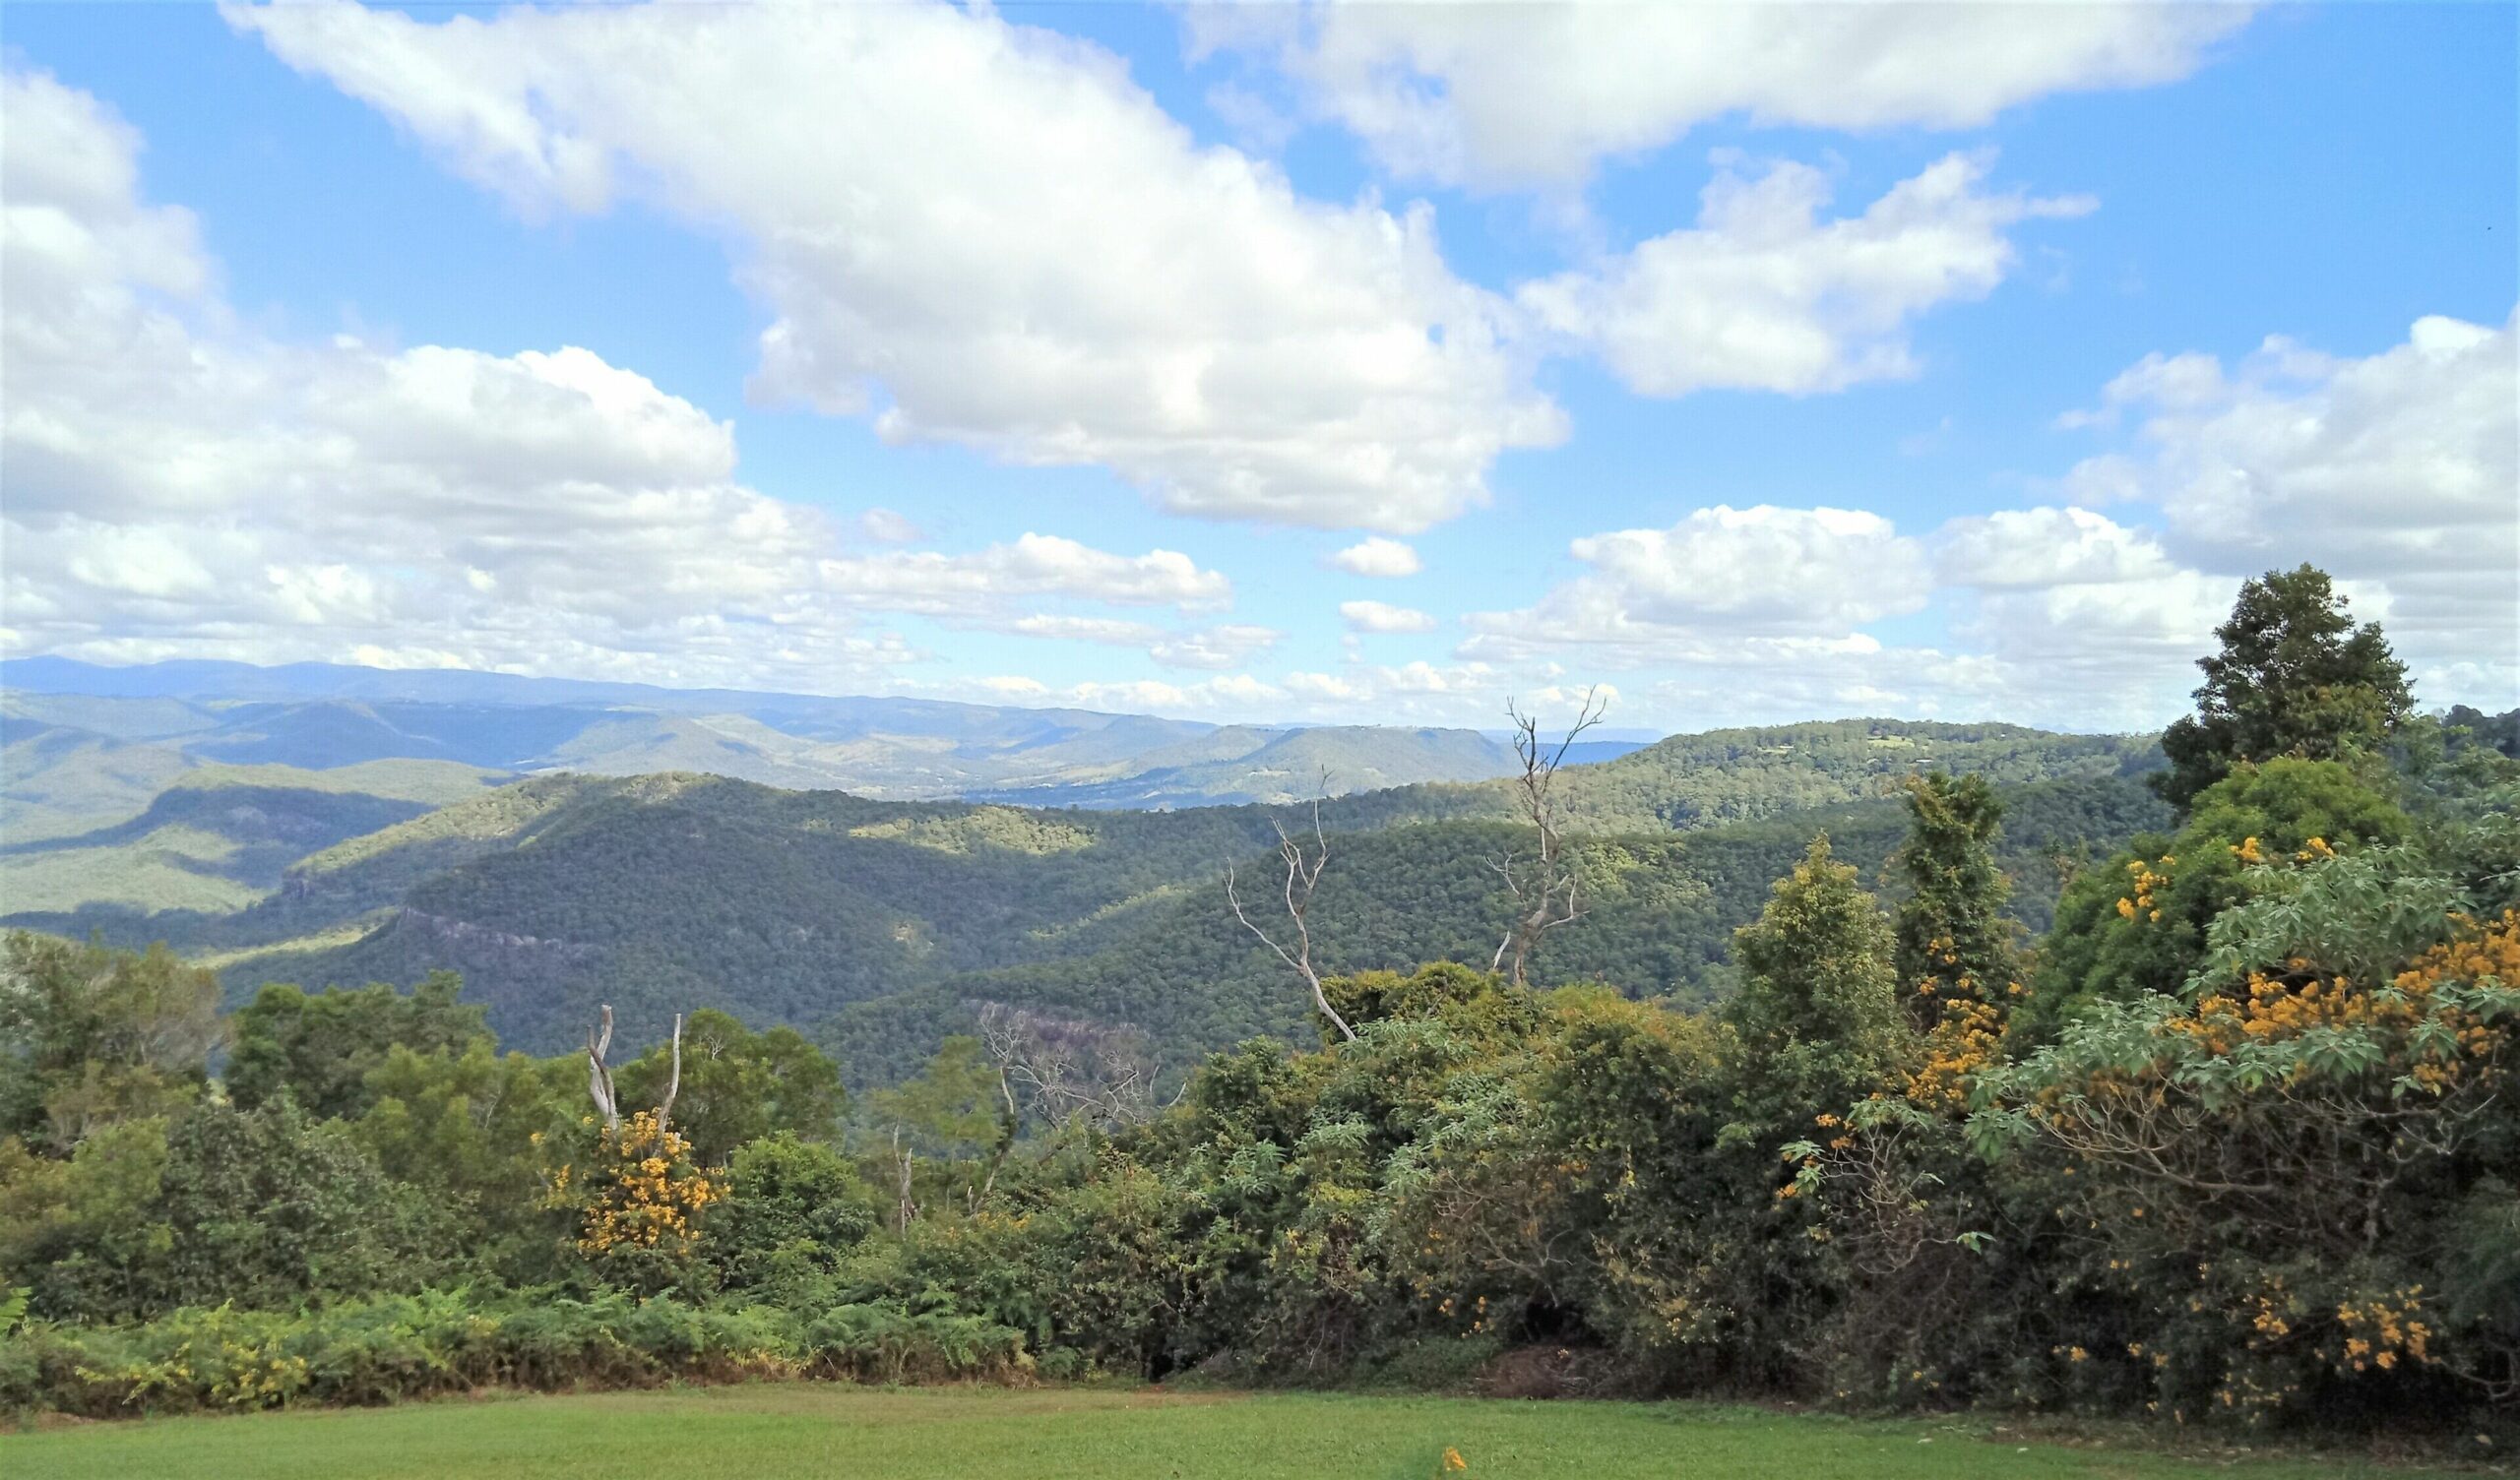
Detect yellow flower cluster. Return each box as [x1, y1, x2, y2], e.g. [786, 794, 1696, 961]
[2116, 853, 2174, 923]
[2326, 1288, 2433, 1374]
[565, 1110, 724, 1261]
[1907, 995, 2002, 1111]
[2173, 909, 2517, 1085]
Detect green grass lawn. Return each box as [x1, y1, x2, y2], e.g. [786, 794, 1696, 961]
[0, 1385, 2472, 1480]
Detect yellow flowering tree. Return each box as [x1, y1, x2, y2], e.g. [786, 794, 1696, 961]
[1970, 837, 2520, 1422]
[541, 1109, 724, 1292]
[2022, 758, 2410, 1043]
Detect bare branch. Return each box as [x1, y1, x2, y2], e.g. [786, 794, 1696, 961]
[1226, 787, 1357, 1042]
[976, 1002, 1159, 1132]
[1491, 687, 1606, 988]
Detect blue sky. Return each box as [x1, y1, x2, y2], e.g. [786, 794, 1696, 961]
[4, 2, 2513, 733]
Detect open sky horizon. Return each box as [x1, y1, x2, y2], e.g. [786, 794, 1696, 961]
[5, 2, 2513, 735]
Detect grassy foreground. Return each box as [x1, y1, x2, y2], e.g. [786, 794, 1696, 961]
[0, 1385, 2470, 1480]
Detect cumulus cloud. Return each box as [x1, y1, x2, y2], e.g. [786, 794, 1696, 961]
[2058, 312, 2518, 695]
[1462, 506, 1930, 666]
[1151, 625, 1283, 670]
[817, 536, 1229, 618]
[1194, 2, 2246, 192]
[1060, 674, 1289, 713]
[1339, 599, 1437, 635]
[1325, 536, 1423, 578]
[1006, 615, 1165, 647]
[1442, 502, 2244, 733]
[0, 68, 1236, 690]
[1519, 154, 2092, 397]
[1000, 613, 1276, 669]
[1933, 505, 2186, 590]
[231, 0, 1566, 533]
[1928, 507, 2239, 723]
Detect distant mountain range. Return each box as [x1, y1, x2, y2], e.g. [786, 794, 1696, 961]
[1, 656, 2174, 1083]
[2, 657, 1609, 817]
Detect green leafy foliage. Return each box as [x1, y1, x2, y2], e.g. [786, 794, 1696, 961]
[0, 932, 221, 1150]
[2026, 759, 2412, 1039]
[9, 567, 2512, 1437]
[615, 1009, 847, 1166]
[2156, 565, 2413, 809]
[227, 971, 490, 1120]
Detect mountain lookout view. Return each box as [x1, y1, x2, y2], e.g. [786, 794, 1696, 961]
[1, 4, 2515, 1478]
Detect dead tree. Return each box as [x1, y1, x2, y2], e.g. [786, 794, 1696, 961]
[976, 1003, 1157, 1133]
[584, 1004, 682, 1136]
[890, 1125, 916, 1233]
[1491, 688, 1606, 989]
[1226, 789, 1357, 1043]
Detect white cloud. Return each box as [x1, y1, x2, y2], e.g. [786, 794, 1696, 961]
[1933, 505, 2183, 590]
[857, 508, 923, 543]
[1149, 625, 1282, 670]
[818, 535, 1229, 617]
[231, 0, 1565, 533]
[1325, 535, 1423, 578]
[1463, 506, 1930, 665]
[1441, 503, 2218, 731]
[0, 68, 1238, 692]
[1340, 599, 1437, 635]
[973, 675, 1051, 698]
[1198, 2, 2247, 192]
[1007, 615, 1165, 647]
[1519, 153, 2092, 397]
[2059, 312, 2519, 694]
[1929, 507, 2238, 723]
[1001, 613, 1275, 669]
[1060, 674, 1289, 713]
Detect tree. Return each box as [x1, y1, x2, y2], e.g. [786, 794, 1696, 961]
[976, 1003, 1156, 1134]
[1226, 791, 1357, 1043]
[1970, 831, 2520, 1420]
[2157, 565, 2412, 809]
[866, 1035, 1011, 1227]
[712, 1132, 878, 1299]
[227, 972, 490, 1121]
[1724, 834, 1910, 1126]
[1490, 688, 1606, 988]
[2026, 758, 2411, 1040]
[614, 1008, 845, 1166]
[580, 1003, 680, 1138]
[0, 934, 222, 1151]
[1891, 774, 2019, 1001]
[353, 1039, 583, 1276]
[154, 1096, 451, 1314]
[1888, 773, 2022, 1107]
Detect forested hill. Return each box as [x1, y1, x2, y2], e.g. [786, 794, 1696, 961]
[1320, 718, 2162, 832]
[38, 716, 2166, 1082]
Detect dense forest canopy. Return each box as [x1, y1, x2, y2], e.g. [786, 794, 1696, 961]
[8, 709, 2178, 1080]
[5, 567, 2519, 1438]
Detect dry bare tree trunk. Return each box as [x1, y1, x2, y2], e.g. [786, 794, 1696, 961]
[891, 1125, 916, 1233]
[1491, 687, 1606, 989]
[1226, 789, 1357, 1043]
[585, 1004, 620, 1133]
[655, 1013, 682, 1136]
[586, 1006, 684, 1136]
